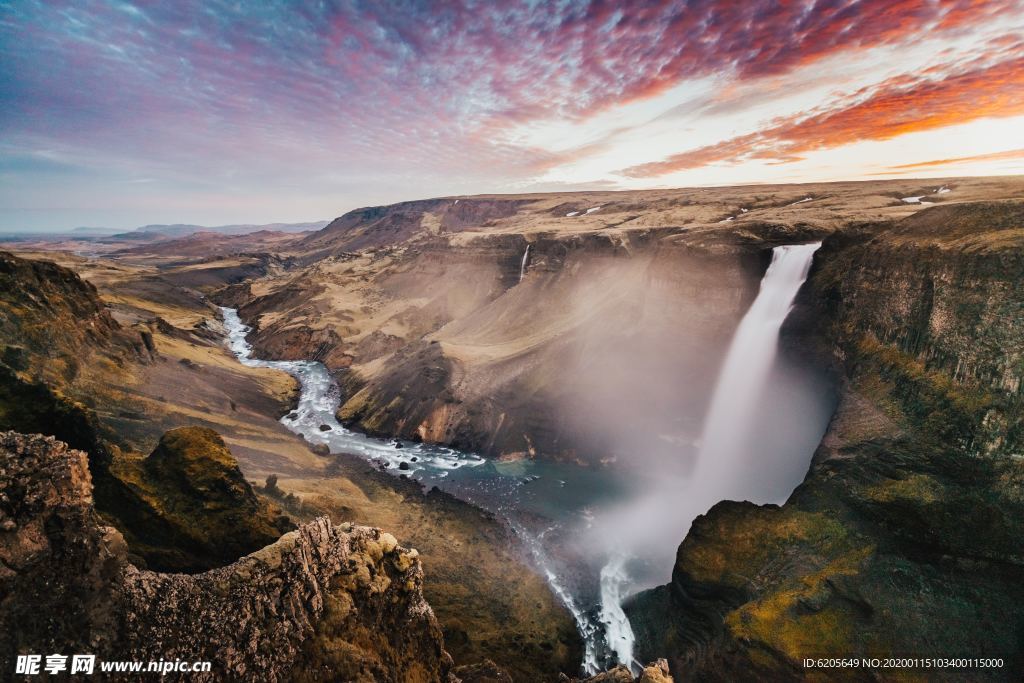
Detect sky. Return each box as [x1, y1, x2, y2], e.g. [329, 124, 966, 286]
[1, 0, 1023, 232]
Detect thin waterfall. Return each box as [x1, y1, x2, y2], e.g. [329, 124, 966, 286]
[519, 244, 531, 283]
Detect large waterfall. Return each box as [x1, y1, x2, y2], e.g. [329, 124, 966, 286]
[693, 241, 822, 488]
[593, 242, 822, 673]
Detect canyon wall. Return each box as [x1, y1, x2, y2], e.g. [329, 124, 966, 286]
[230, 205, 819, 464]
[625, 202, 1024, 681]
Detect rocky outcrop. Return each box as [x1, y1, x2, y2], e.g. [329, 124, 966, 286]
[562, 660, 673, 683]
[0, 250, 149, 384]
[106, 426, 294, 572]
[625, 202, 1024, 681]
[0, 431, 455, 682]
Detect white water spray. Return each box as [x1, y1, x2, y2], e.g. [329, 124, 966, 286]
[519, 244, 531, 283]
[695, 242, 821, 487]
[598, 554, 636, 668]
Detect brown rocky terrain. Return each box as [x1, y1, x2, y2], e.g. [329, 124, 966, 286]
[0, 250, 581, 678]
[1, 429, 668, 680]
[106, 426, 294, 572]
[0, 431, 453, 682]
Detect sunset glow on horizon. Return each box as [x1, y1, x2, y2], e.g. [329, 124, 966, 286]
[2, 0, 1023, 231]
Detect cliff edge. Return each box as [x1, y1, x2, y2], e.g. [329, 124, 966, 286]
[0, 431, 455, 682]
[626, 202, 1024, 681]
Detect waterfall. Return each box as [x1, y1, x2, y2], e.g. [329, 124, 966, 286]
[695, 242, 821, 488]
[597, 554, 636, 669]
[592, 242, 821, 674]
[519, 244, 531, 283]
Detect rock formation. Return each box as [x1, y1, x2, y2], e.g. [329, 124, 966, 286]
[0, 250, 149, 384]
[0, 431, 455, 682]
[562, 659, 673, 683]
[105, 426, 294, 572]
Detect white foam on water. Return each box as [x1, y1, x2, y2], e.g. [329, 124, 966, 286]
[221, 306, 483, 474]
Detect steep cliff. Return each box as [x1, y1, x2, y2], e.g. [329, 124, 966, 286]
[626, 202, 1024, 680]
[0, 250, 148, 383]
[0, 431, 455, 682]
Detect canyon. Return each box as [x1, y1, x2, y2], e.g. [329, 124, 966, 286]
[1, 176, 1022, 680]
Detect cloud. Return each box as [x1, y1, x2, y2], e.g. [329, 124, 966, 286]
[886, 147, 1024, 170]
[1, 0, 1022, 228]
[620, 49, 1024, 177]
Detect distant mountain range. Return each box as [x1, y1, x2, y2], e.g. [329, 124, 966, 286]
[113, 221, 329, 239]
[0, 220, 329, 242]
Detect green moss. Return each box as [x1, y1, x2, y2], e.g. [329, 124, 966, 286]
[725, 547, 875, 662]
[854, 334, 996, 450]
[678, 503, 856, 589]
[865, 474, 944, 505]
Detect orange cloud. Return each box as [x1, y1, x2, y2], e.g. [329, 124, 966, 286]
[886, 148, 1024, 170]
[621, 51, 1024, 177]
